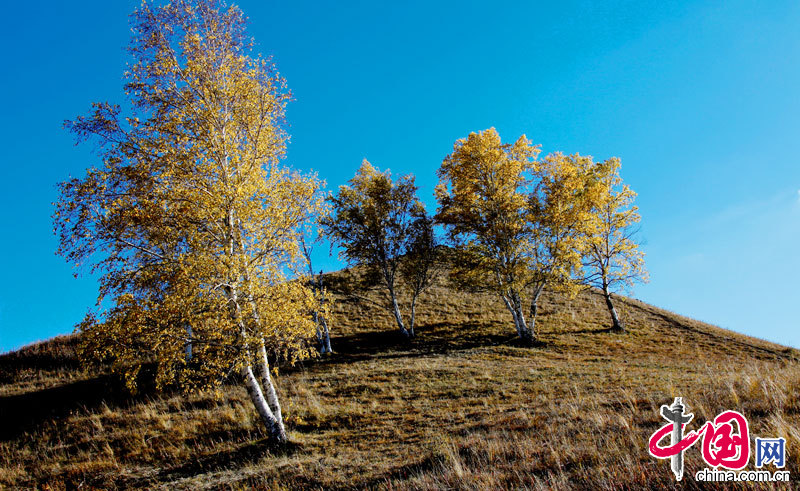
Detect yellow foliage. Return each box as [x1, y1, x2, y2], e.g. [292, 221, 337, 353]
[583, 157, 648, 293]
[54, 0, 324, 394]
[435, 128, 619, 340]
[435, 128, 540, 297]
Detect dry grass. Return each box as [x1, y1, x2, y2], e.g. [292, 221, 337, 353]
[1, 267, 798, 489]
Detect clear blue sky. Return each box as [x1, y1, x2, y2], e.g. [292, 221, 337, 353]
[1, 0, 798, 353]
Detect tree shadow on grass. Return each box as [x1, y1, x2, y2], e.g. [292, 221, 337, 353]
[305, 321, 547, 371]
[0, 365, 164, 441]
[362, 453, 440, 489]
[127, 438, 305, 488]
[555, 326, 617, 335]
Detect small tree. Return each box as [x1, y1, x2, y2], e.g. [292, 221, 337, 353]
[582, 157, 648, 331]
[321, 160, 436, 339]
[300, 236, 333, 354]
[53, 0, 323, 443]
[399, 213, 442, 334]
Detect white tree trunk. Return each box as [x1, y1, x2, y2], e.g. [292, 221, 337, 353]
[242, 362, 286, 442]
[228, 284, 288, 443]
[389, 288, 411, 338]
[313, 308, 333, 354]
[303, 243, 334, 354]
[185, 324, 193, 362]
[314, 315, 325, 351]
[602, 284, 624, 331]
[501, 294, 521, 336]
[501, 291, 534, 343]
[514, 296, 534, 343]
[319, 316, 333, 354]
[257, 343, 285, 430]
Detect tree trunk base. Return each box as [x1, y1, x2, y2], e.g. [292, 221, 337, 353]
[517, 329, 537, 345]
[399, 327, 415, 340]
[603, 289, 625, 335]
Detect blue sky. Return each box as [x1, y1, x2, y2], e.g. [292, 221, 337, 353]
[1, 0, 798, 352]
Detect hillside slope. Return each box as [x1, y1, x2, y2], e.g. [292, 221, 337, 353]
[1, 268, 798, 489]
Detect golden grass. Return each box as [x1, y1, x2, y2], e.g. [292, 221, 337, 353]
[1, 268, 798, 489]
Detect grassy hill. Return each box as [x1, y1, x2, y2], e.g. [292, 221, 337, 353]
[1, 267, 798, 489]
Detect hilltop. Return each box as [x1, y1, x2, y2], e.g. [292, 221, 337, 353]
[1, 267, 798, 489]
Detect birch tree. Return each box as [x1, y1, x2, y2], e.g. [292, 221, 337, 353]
[321, 160, 436, 339]
[435, 128, 541, 342]
[301, 236, 333, 354]
[399, 213, 442, 335]
[53, 0, 323, 443]
[582, 157, 648, 331]
[435, 129, 600, 342]
[525, 152, 606, 335]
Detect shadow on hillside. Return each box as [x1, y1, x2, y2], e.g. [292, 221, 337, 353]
[0, 367, 162, 441]
[0, 336, 81, 384]
[0, 352, 81, 378]
[318, 322, 534, 366]
[128, 438, 304, 487]
[556, 326, 617, 335]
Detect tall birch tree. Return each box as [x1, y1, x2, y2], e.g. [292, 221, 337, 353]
[53, 0, 323, 443]
[435, 128, 541, 342]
